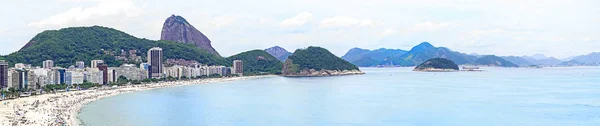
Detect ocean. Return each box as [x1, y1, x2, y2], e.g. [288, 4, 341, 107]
[79, 67, 600, 126]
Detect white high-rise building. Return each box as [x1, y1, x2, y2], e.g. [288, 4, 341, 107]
[65, 71, 84, 85]
[76, 61, 85, 68]
[43, 60, 54, 69]
[15, 63, 30, 69]
[233, 60, 243, 76]
[91, 60, 104, 68]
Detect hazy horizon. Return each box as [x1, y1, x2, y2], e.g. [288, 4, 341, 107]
[1, 0, 598, 58]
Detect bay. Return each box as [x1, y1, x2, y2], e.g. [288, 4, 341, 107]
[79, 67, 600, 126]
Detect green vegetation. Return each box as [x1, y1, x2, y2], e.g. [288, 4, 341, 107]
[287, 46, 359, 71]
[226, 50, 283, 75]
[414, 58, 459, 71]
[4, 26, 228, 67]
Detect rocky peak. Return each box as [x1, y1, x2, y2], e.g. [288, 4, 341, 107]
[161, 15, 220, 56]
[265, 46, 289, 55]
[265, 46, 292, 61]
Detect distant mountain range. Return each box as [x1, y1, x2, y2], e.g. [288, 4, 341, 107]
[473, 55, 518, 67]
[342, 42, 477, 67]
[341, 48, 407, 67]
[570, 52, 600, 65]
[341, 42, 600, 67]
[264, 46, 292, 62]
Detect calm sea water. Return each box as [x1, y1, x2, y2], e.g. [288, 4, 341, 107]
[79, 67, 600, 126]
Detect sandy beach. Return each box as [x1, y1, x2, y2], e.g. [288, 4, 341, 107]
[0, 75, 274, 126]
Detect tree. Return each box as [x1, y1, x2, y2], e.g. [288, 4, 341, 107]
[117, 76, 129, 85]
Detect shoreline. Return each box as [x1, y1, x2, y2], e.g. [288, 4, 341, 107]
[0, 75, 275, 126]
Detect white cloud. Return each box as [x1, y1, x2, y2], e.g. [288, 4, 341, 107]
[411, 21, 450, 32]
[583, 36, 592, 42]
[259, 18, 272, 24]
[319, 16, 372, 29]
[379, 29, 397, 38]
[210, 15, 239, 28]
[28, 0, 142, 28]
[279, 12, 313, 27]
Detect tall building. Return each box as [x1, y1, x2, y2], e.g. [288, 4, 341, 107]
[91, 60, 104, 68]
[97, 64, 108, 85]
[0, 60, 8, 89]
[233, 60, 243, 76]
[50, 68, 66, 84]
[147, 47, 163, 78]
[76, 61, 85, 68]
[43, 60, 54, 69]
[10, 69, 29, 90]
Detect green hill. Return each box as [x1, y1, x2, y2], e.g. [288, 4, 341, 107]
[413, 58, 459, 71]
[4, 26, 228, 67]
[226, 50, 283, 75]
[283, 46, 359, 75]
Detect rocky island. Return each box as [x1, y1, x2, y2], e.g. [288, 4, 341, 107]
[282, 46, 364, 76]
[413, 58, 460, 72]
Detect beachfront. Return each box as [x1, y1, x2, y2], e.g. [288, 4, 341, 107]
[0, 75, 273, 126]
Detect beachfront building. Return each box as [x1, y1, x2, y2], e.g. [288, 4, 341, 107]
[107, 68, 116, 83]
[208, 66, 228, 76]
[111, 64, 148, 81]
[43, 60, 54, 69]
[84, 68, 104, 84]
[164, 65, 184, 79]
[148, 47, 163, 78]
[31, 68, 51, 88]
[233, 60, 243, 76]
[76, 61, 85, 68]
[65, 71, 84, 85]
[163, 64, 224, 79]
[0, 60, 8, 89]
[97, 64, 108, 85]
[91, 60, 104, 68]
[8, 68, 32, 90]
[49, 68, 66, 84]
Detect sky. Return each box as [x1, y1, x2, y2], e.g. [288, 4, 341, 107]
[0, 0, 598, 59]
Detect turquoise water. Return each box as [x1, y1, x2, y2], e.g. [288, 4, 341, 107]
[79, 67, 600, 126]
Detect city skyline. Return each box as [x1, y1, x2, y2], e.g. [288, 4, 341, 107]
[0, 0, 598, 58]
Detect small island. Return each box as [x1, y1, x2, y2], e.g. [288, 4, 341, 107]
[413, 58, 459, 72]
[282, 46, 364, 76]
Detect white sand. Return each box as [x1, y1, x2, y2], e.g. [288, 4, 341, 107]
[0, 75, 274, 126]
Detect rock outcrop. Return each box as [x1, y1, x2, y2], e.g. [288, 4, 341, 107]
[161, 15, 220, 56]
[264, 46, 292, 62]
[282, 59, 364, 76]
